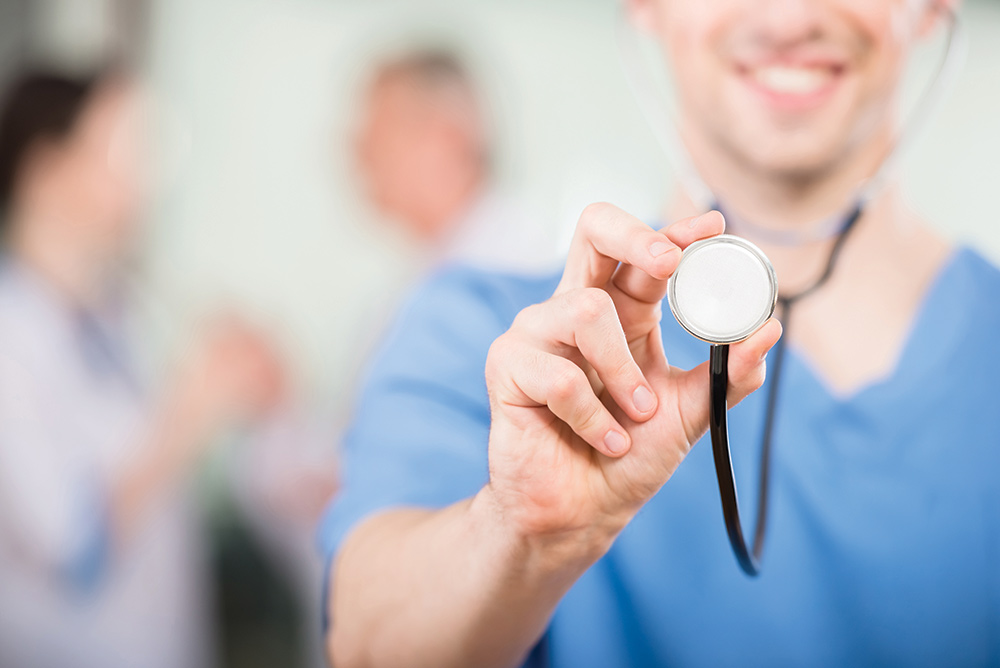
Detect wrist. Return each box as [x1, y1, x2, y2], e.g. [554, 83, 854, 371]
[469, 485, 621, 585]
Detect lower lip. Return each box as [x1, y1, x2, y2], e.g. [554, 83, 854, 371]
[738, 70, 843, 113]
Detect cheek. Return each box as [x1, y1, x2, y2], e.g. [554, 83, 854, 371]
[658, 9, 726, 110]
[842, 14, 914, 150]
[845, 1, 916, 91]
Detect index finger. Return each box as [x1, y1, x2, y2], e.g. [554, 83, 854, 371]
[555, 202, 682, 295]
[611, 210, 727, 305]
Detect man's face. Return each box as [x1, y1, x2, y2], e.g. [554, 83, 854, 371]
[355, 72, 485, 240]
[636, 0, 935, 178]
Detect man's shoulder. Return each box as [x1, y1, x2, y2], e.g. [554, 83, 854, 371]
[928, 247, 1000, 382]
[949, 246, 1000, 318]
[954, 245, 1000, 277]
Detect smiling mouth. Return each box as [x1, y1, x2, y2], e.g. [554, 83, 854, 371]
[737, 63, 845, 110]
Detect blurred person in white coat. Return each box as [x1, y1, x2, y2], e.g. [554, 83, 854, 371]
[0, 68, 286, 668]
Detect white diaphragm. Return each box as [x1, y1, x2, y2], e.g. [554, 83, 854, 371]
[667, 235, 778, 344]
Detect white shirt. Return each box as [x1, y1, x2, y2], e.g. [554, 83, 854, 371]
[0, 259, 212, 668]
[440, 189, 562, 274]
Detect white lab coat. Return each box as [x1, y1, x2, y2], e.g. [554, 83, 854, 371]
[0, 259, 213, 668]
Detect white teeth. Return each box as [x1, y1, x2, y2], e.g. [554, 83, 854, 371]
[751, 66, 831, 95]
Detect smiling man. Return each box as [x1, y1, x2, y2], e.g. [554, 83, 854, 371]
[320, 1, 1000, 667]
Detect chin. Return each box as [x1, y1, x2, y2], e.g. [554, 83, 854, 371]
[717, 120, 852, 180]
[749, 146, 841, 179]
[705, 65, 871, 178]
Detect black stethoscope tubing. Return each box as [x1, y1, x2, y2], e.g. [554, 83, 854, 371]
[709, 203, 864, 576]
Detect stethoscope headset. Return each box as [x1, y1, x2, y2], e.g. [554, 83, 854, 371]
[616, 1, 965, 575]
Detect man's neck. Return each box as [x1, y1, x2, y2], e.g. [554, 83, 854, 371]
[660, 121, 959, 394]
[663, 141, 953, 395]
[664, 120, 915, 290]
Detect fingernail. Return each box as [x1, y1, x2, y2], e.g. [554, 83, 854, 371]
[688, 213, 707, 229]
[650, 241, 676, 257]
[604, 430, 628, 454]
[632, 385, 656, 413]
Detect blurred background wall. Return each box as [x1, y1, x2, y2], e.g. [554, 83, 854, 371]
[144, 0, 1000, 400]
[4, 0, 996, 398]
[141, 0, 677, 406]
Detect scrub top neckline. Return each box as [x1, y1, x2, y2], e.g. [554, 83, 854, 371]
[776, 245, 968, 406]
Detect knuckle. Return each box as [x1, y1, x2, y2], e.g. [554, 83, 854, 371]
[610, 354, 638, 383]
[571, 288, 614, 324]
[573, 400, 605, 435]
[485, 335, 512, 377]
[510, 302, 541, 330]
[549, 364, 584, 402]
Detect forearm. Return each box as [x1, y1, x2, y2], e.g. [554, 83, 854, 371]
[328, 485, 616, 668]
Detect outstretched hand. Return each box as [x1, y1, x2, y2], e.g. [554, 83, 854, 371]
[484, 203, 781, 541]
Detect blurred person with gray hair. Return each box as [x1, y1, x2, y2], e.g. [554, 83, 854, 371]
[0, 68, 286, 668]
[231, 46, 556, 668]
[355, 47, 556, 273]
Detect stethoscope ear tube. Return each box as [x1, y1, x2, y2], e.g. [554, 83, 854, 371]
[709, 344, 761, 576]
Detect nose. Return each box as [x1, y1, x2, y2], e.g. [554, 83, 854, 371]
[751, 0, 824, 47]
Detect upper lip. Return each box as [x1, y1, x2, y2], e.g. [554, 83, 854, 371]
[733, 50, 849, 75]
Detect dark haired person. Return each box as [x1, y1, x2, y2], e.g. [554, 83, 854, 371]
[0, 71, 285, 668]
[321, 1, 1000, 667]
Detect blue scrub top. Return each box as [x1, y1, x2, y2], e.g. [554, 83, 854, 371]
[319, 246, 1000, 667]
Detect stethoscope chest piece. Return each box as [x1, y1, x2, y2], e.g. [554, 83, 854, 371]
[668, 234, 777, 345]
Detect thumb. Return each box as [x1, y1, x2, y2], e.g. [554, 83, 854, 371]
[673, 318, 783, 444]
[723, 318, 783, 405]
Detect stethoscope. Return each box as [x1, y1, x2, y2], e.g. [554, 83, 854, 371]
[617, 3, 965, 575]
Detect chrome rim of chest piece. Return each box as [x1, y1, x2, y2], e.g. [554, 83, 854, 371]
[668, 234, 778, 345]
